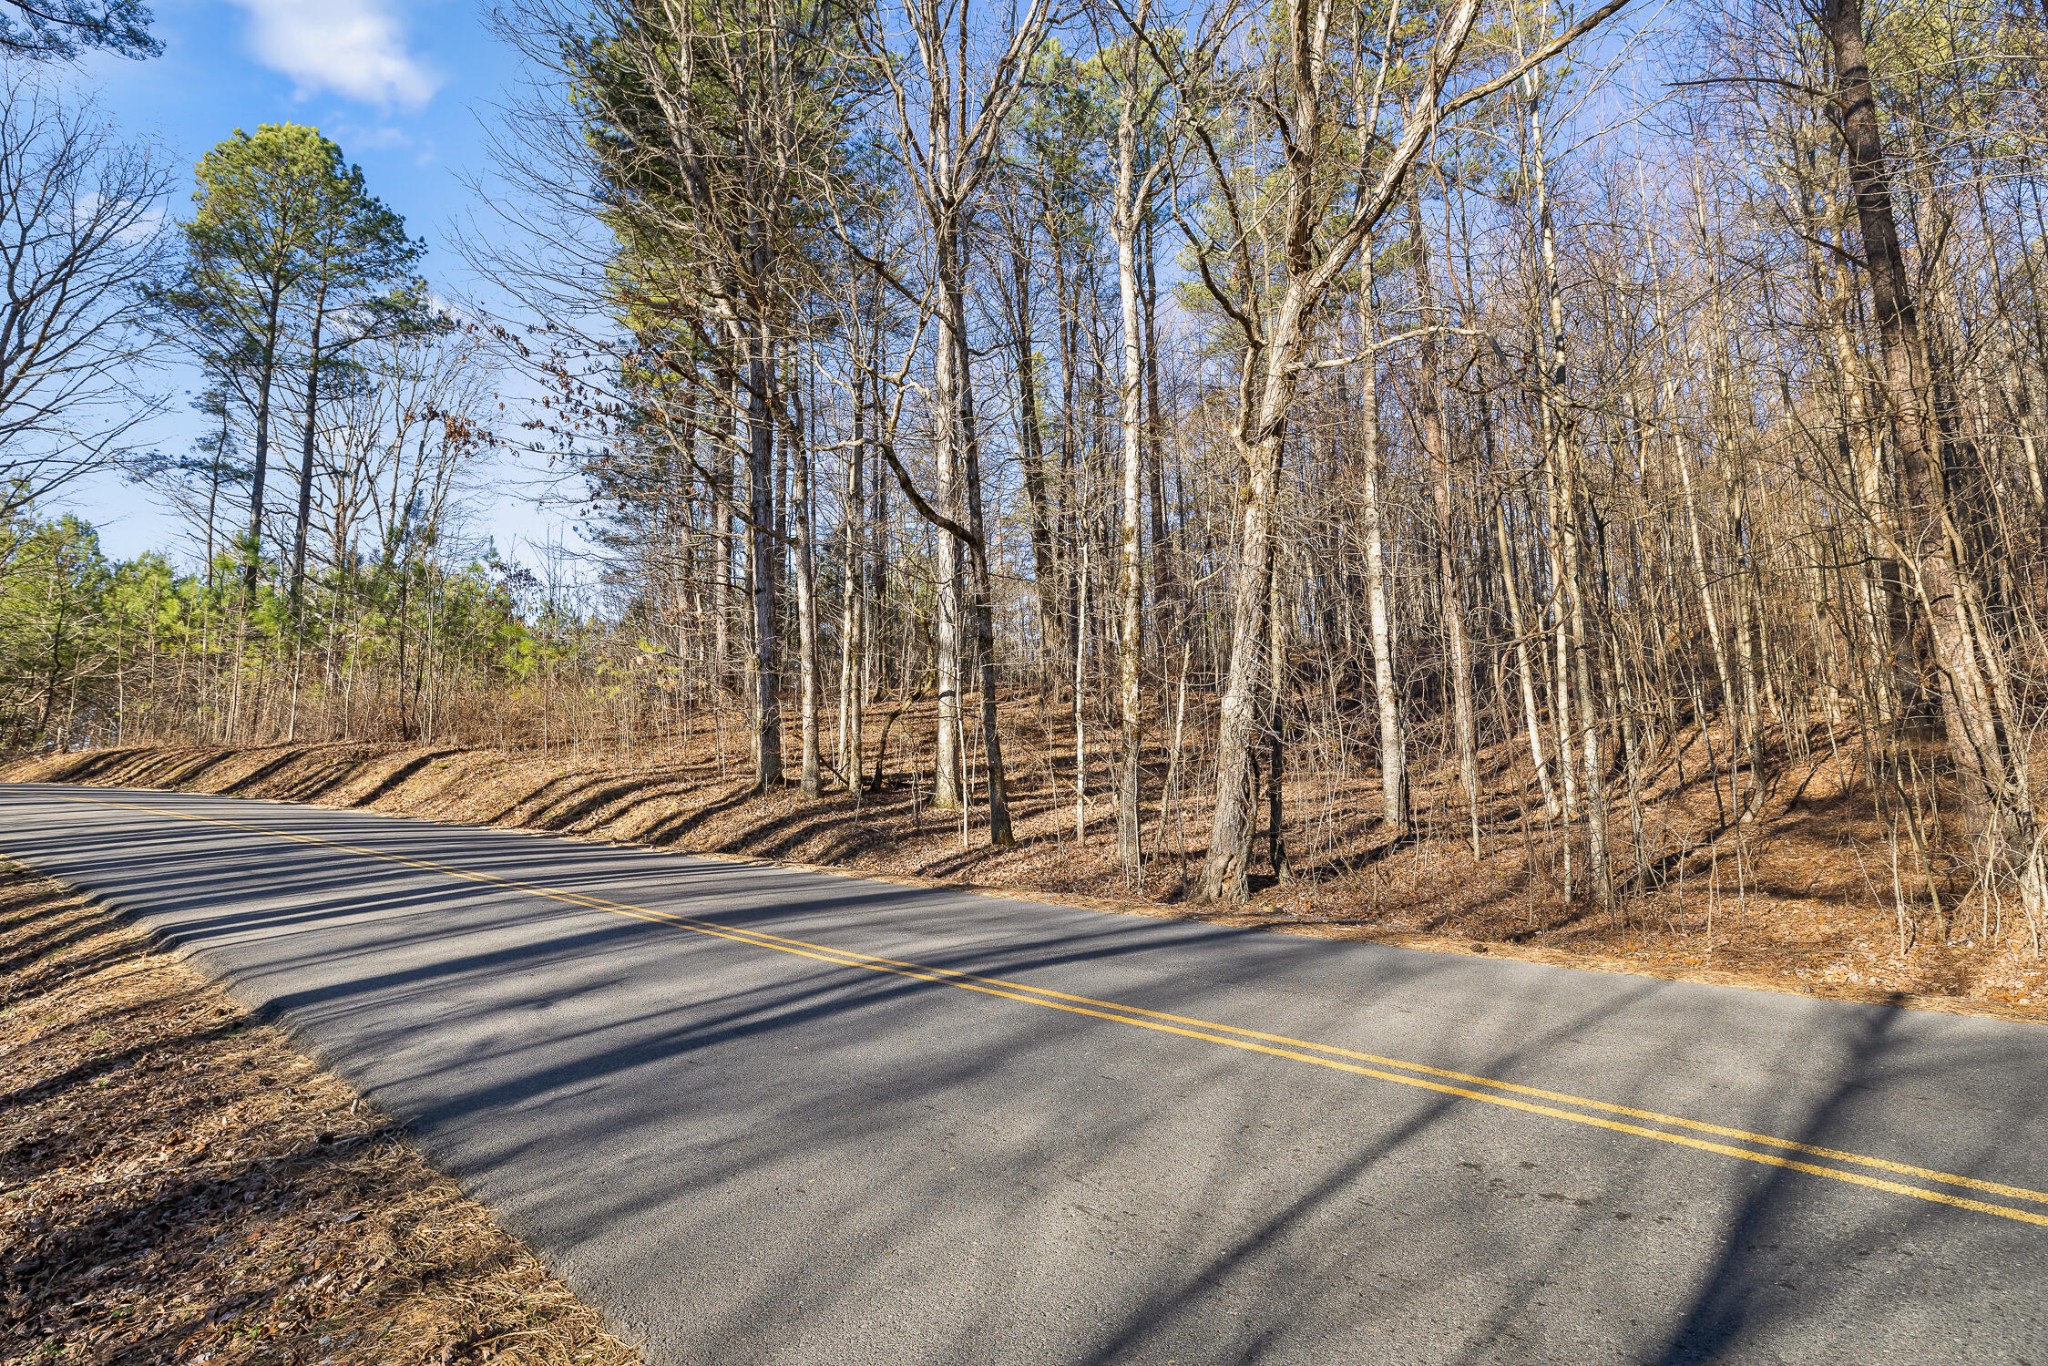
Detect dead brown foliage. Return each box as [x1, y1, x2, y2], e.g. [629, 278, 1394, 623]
[0, 865, 643, 1366]
[9, 694, 2048, 1021]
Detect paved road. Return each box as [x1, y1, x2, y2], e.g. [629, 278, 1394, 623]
[3, 783, 2044, 1364]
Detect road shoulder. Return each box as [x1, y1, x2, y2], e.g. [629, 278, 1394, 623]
[0, 860, 644, 1366]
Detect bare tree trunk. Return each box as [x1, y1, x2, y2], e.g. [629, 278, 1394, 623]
[1074, 538, 1089, 842]
[793, 363, 821, 798]
[839, 350, 868, 797]
[744, 319, 783, 791]
[870, 413, 892, 693]
[1197, 0, 1513, 900]
[1822, 0, 2037, 879]
[930, 221, 969, 811]
[243, 292, 284, 603]
[711, 361, 736, 691]
[1408, 182, 1480, 855]
[1356, 277, 1408, 831]
[957, 299, 1015, 846]
[1203, 429, 1281, 901]
[1561, 444, 1613, 911]
[1669, 386, 1737, 748]
[1494, 491, 1557, 815]
[1008, 239, 1063, 693]
[1529, 63, 1608, 907]
[1111, 39, 1155, 880]
[1142, 209, 1174, 653]
[289, 289, 329, 615]
[1265, 549, 1291, 883]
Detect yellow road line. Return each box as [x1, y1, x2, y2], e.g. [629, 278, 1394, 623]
[48, 792, 2048, 1230]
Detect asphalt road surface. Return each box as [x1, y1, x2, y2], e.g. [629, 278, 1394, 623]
[3, 783, 2044, 1364]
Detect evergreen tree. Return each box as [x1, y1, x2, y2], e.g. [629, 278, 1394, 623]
[162, 125, 423, 603]
[0, 0, 157, 60]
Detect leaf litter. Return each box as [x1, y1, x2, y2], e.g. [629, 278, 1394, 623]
[0, 864, 644, 1366]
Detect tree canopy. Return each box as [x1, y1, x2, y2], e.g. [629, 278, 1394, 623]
[0, 0, 156, 60]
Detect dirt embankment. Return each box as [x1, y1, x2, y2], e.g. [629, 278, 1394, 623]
[8, 727, 2047, 1023]
[0, 862, 643, 1365]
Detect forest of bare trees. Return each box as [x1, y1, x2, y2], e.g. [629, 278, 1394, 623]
[12, 0, 2048, 965]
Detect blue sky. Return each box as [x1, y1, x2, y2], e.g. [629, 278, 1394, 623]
[56, 0, 580, 565]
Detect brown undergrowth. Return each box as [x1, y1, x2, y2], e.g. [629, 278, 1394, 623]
[0, 864, 643, 1366]
[8, 695, 2047, 1022]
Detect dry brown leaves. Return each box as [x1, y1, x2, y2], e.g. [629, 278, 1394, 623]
[0, 865, 643, 1366]
[10, 713, 2047, 1021]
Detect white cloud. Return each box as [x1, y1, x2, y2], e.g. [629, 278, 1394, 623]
[334, 122, 415, 151]
[230, 0, 442, 110]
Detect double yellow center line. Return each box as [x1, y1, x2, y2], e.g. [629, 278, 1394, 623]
[55, 792, 2048, 1229]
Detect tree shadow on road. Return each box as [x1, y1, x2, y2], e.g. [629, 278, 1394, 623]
[7, 792, 2045, 1364]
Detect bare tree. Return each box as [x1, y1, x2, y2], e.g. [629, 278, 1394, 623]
[0, 76, 169, 531]
[854, 0, 1059, 843]
[1817, 0, 2044, 913]
[1177, 0, 1631, 900]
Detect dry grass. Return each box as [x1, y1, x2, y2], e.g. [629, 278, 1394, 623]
[9, 693, 2047, 1021]
[0, 864, 643, 1366]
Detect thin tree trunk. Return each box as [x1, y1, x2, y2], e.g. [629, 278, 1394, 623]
[793, 361, 821, 798]
[932, 237, 967, 811]
[1265, 549, 1291, 883]
[244, 293, 283, 601]
[289, 290, 329, 614]
[712, 362, 736, 690]
[1142, 208, 1174, 651]
[1408, 182, 1480, 855]
[1112, 56, 1151, 880]
[957, 296, 1015, 845]
[1494, 492, 1557, 815]
[1356, 269, 1408, 831]
[745, 319, 783, 791]
[1530, 63, 1608, 907]
[839, 349, 868, 797]
[1009, 243, 1063, 693]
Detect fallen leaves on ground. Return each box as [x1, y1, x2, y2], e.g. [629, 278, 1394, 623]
[0, 864, 643, 1366]
[14, 717, 2045, 1022]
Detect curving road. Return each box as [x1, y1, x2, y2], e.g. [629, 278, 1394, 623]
[2, 782, 2044, 1364]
